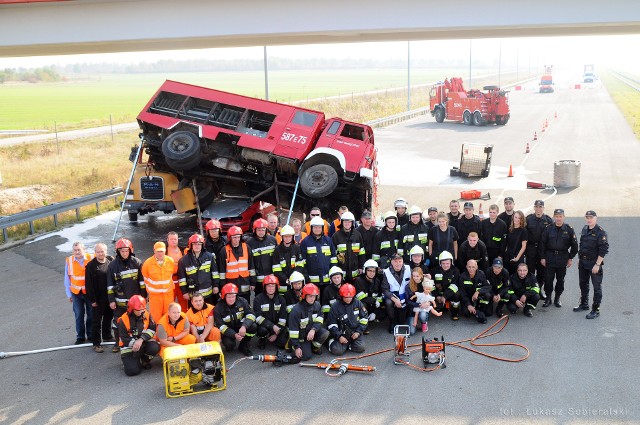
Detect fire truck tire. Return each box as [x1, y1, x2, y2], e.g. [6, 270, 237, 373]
[473, 111, 485, 126]
[434, 108, 445, 123]
[463, 111, 472, 125]
[162, 131, 202, 171]
[128, 211, 138, 222]
[300, 164, 339, 198]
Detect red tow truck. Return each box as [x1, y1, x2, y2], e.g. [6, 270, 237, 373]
[128, 80, 377, 221]
[429, 77, 510, 126]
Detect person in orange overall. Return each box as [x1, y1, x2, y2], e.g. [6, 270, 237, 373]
[156, 302, 197, 358]
[166, 231, 188, 312]
[186, 293, 221, 343]
[141, 242, 175, 323]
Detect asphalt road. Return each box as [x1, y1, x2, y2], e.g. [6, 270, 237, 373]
[0, 72, 638, 424]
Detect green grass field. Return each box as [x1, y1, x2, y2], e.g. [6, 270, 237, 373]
[601, 71, 640, 139]
[0, 68, 496, 131]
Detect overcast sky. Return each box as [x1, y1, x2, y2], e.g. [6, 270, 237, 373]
[1, 35, 639, 72]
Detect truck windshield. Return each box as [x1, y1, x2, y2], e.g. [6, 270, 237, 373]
[541, 79, 552, 85]
[292, 111, 318, 127]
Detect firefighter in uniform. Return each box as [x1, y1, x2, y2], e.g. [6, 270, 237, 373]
[218, 226, 257, 303]
[253, 274, 288, 349]
[539, 209, 578, 308]
[447, 200, 461, 227]
[108, 238, 145, 353]
[428, 213, 459, 268]
[431, 251, 462, 319]
[485, 258, 510, 317]
[204, 219, 226, 257]
[321, 266, 344, 314]
[457, 232, 489, 272]
[284, 271, 306, 315]
[458, 259, 492, 323]
[525, 200, 553, 300]
[117, 295, 160, 376]
[380, 253, 411, 332]
[327, 283, 368, 355]
[506, 263, 540, 317]
[455, 202, 482, 244]
[354, 259, 382, 328]
[246, 218, 277, 297]
[394, 198, 410, 230]
[355, 210, 378, 262]
[480, 204, 508, 264]
[498, 197, 515, 229]
[141, 242, 175, 323]
[156, 302, 197, 358]
[186, 293, 221, 343]
[372, 211, 400, 271]
[399, 205, 430, 264]
[300, 216, 337, 295]
[64, 241, 94, 344]
[288, 283, 329, 360]
[407, 245, 431, 276]
[272, 224, 306, 296]
[575, 211, 609, 319]
[214, 283, 257, 355]
[178, 233, 219, 307]
[166, 232, 187, 313]
[331, 211, 366, 282]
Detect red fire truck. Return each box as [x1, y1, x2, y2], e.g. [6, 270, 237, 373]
[129, 80, 377, 220]
[429, 77, 510, 126]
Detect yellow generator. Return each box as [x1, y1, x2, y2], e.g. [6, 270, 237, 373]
[163, 342, 226, 398]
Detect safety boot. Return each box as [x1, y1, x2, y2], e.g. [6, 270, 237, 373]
[542, 298, 553, 308]
[239, 340, 252, 357]
[586, 304, 600, 319]
[539, 292, 547, 301]
[524, 308, 533, 318]
[257, 337, 266, 350]
[573, 303, 589, 312]
[495, 305, 505, 318]
[554, 296, 562, 308]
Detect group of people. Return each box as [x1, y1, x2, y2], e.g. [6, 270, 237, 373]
[65, 196, 608, 376]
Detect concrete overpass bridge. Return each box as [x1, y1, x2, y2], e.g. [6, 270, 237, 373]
[1, 0, 639, 57]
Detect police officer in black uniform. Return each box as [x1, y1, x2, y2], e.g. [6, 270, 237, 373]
[539, 208, 578, 308]
[525, 200, 553, 299]
[575, 211, 609, 319]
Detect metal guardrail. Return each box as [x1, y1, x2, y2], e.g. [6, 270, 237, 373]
[0, 187, 122, 242]
[609, 70, 640, 92]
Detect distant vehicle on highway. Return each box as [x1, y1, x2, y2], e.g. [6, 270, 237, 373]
[539, 74, 554, 93]
[583, 64, 596, 83]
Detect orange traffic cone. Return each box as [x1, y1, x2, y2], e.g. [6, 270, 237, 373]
[525, 142, 530, 153]
[545, 119, 549, 127]
[508, 164, 514, 177]
[554, 111, 558, 119]
[541, 125, 545, 133]
[533, 131, 538, 140]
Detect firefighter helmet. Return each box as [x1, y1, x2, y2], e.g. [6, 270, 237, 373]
[394, 198, 408, 209]
[439, 251, 454, 263]
[280, 225, 295, 236]
[339, 283, 356, 298]
[363, 259, 378, 270]
[262, 274, 280, 289]
[205, 219, 221, 231]
[252, 218, 268, 231]
[188, 233, 204, 247]
[310, 216, 324, 227]
[115, 238, 133, 254]
[301, 283, 320, 297]
[408, 205, 422, 216]
[329, 266, 344, 279]
[127, 295, 146, 313]
[227, 226, 243, 237]
[289, 271, 305, 284]
[341, 211, 355, 222]
[409, 245, 424, 257]
[384, 211, 397, 222]
[220, 283, 239, 298]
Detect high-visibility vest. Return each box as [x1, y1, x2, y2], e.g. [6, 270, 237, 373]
[157, 312, 189, 339]
[186, 304, 214, 331]
[118, 311, 154, 347]
[142, 256, 175, 296]
[225, 243, 250, 279]
[67, 253, 93, 295]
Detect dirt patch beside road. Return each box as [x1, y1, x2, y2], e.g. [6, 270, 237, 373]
[0, 185, 53, 214]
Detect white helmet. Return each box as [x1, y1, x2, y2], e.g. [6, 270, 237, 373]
[439, 251, 454, 262]
[408, 205, 422, 216]
[289, 271, 305, 284]
[394, 198, 408, 209]
[310, 216, 324, 227]
[409, 245, 424, 257]
[384, 211, 397, 222]
[363, 259, 378, 270]
[341, 211, 355, 222]
[329, 266, 344, 278]
[280, 225, 295, 236]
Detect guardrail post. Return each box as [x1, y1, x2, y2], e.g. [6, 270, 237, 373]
[75, 208, 80, 221]
[95, 202, 100, 214]
[29, 221, 35, 234]
[2, 228, 7, 242]
[53, 214, 58, 227]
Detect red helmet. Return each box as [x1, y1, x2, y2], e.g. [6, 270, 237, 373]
[220, 283, 239, 298]
[115, 238, 133, 253]
[301, 283, 320, 298]
[127, 295, 146, 313]
[339, 283, 356, 298]
[188, 233, 205, 247]
[205, 219, 221, 231]
[262, 274, 280, 289]
[252, 218, 268, 231]
[227, 226, 243, 237]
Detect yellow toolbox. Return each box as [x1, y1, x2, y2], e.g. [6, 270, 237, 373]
[163, 342, 226, 398]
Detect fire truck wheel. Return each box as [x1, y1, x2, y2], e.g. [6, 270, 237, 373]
[434, 108, 445, 123]
[162, 131, 202, 171]
[473, 111, 485, 126]
[300, 164, 339, 198]
[463, 110, 472, 125]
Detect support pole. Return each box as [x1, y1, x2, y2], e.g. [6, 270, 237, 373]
[112, 142, 143, 242]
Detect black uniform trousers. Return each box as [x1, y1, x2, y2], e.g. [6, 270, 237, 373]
[544, 265, 567, 298]
[91, 300, 114, 346]
[578, 266, 603, 307]
[221, 323, 258, 352]
[121, 341, 160, 376]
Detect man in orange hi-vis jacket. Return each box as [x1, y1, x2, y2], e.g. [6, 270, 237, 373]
[142, 242, 175, 323]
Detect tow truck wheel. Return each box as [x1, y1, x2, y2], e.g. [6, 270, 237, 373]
[162, 131, 202, 171]
[127, 211, 138, 222]
[463, 110, 472, 125]
[300, 164, 339, 198]
[473, 111, 485, 126]
[434, 108, 445, 123]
